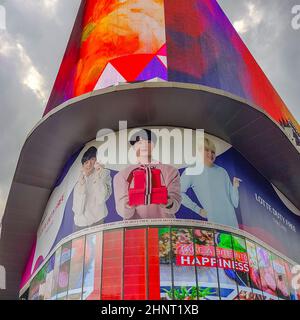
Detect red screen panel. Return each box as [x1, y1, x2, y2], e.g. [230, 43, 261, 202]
[101, 229, 124, 300]
[148, 228, 160, 300]
[124, 229, 147, 300]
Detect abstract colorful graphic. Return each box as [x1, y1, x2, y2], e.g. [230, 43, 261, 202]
[44, 0, 299, 141]
[256, 246, 278, 299]
[45, 0, 167, 114]
[164, 0, 299, 137]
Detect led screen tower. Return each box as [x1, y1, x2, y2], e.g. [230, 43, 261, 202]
[0, 0, 299, 300]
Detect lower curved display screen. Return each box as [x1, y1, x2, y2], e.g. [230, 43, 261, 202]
[21, 128, 300, 295]
[26, 226, 299, 300]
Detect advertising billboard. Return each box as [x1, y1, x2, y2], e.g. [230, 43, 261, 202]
[21, 128, 300, 289]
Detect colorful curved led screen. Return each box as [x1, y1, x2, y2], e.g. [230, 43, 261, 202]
[44, 0, 299, 138]
[26, 227, 300, 300]
[164, 0, 300, 136]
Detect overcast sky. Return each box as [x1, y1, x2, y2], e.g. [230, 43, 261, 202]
[0, 0, 299, 220]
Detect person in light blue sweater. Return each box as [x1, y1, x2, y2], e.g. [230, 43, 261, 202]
[180, 137, 241, 229]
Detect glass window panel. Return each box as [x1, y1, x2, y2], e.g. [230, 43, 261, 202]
[101, 229, 123, 300]
[38, 265, 47, 300]
[148, 228, 160, 300]
[50, 247, 61, 300]
[67, 237, 85, 300]
[56, 242, 72, 300]
[124, 229, 147, 300]
[28, 264, 47, 300]
[193, 228, 219, 300]
[171, 228, 197, 300]
[44, 254, 56, 300]
[82, 232, 103, 300]
[231, 235, 254, 300]
[271, 254, 290, 300]
[28, 274, 41, 300]
[283, 263, 294, 301]
[256, 246, 278, 300]
[288, 263, 300, 300]
[159, 227, 172, 300]
[245, 240, 264, 300]
[215, 231, 239, 300]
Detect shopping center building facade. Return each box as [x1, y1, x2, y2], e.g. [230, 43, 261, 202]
[0, 0, 300, 300]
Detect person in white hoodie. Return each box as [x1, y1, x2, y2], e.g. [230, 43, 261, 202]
[72, 147, 112, 227]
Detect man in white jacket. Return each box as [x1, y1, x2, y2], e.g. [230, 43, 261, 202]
[72, 147, 112, 227]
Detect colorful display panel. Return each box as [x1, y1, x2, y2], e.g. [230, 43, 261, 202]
[56, 242, 72, 300]
[215, 231, 238, 300]
[50, 247, 61, 300]
[245, 240, 264, 299]
[171, 228, 197, 300]
[147, 228, 161, 300]
[44, 1, 299, 142]
[158, 228, 172, 300]
[44, 254, 55, 300]
[45, 0, 167, 115]
[28, 277, 39, 300]
[272, 255, 291, 300]
[193, 228, 219, 300]
[28, 265, 46, 300]
[124, 229, 147, 300]
[82, 232, 102, 300]
[26, 227, 298, 301]
[231, 235, 253, 300]
[67, 237, 85, 300]
[288, 263, 300, 300]
[164, 0, 299, 137]
[101, 229, 123, 300]
[256, 245, 278, 300]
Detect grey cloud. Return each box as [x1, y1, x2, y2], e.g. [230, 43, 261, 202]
[0, 0, 81, 219]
